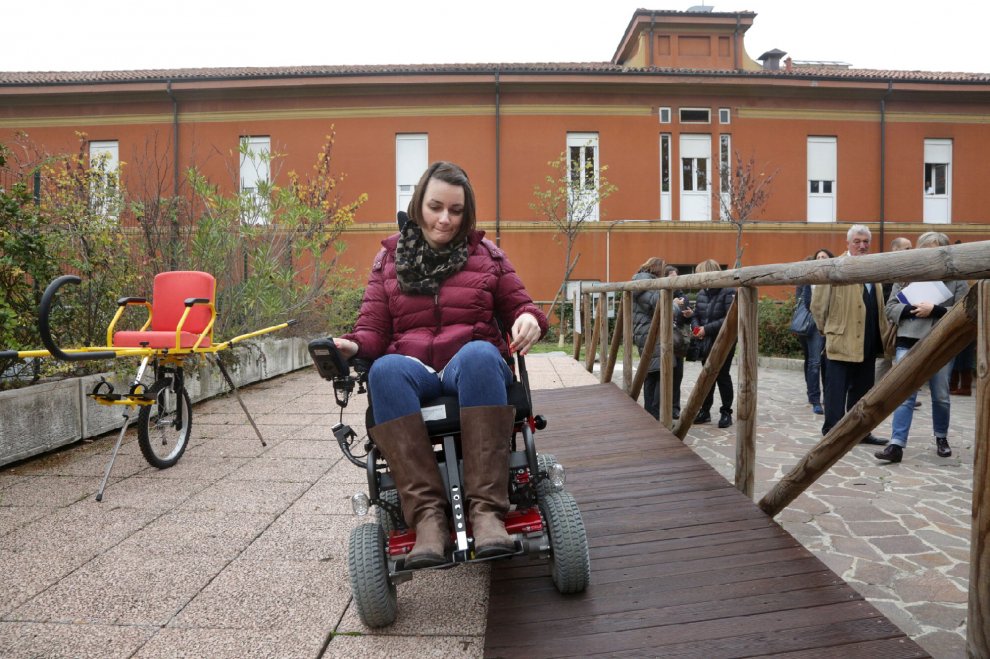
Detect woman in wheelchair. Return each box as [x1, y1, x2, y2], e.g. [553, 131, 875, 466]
[332, 161, 547, 569]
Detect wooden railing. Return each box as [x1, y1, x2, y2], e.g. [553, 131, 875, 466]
[576, 240, 990, 657]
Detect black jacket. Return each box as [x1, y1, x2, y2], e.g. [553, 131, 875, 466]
[692, 286, 736, 357]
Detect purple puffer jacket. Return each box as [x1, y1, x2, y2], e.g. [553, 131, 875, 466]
[342, 230, 548, 371]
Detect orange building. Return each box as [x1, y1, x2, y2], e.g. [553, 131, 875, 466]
[2, 8, 989, 301]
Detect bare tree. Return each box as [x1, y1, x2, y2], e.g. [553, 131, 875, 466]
[718, 151, 777, 268]
[530, 149, 617, 334]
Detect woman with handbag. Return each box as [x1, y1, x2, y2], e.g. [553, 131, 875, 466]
[631, 257, 682, 420]
[794, 248, 833, 415]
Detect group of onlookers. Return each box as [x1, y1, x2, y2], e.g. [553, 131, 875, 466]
[631, 227, 972, 466]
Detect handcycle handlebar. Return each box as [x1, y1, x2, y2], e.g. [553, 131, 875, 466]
[39, 275, 117, 361]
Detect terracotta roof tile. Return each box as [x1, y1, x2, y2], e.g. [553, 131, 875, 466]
[1, 62, 988, 86]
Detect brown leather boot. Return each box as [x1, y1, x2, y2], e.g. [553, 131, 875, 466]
[369, 413, 450, 569]
[956, 370, 972, 396]
[948, 370, 961, 393]
[461, 405, 517, 559]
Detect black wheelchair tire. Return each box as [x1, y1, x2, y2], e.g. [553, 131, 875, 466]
[376, 489, 402, 535]
[539, 491, 591, 594]
[137, 379, 192, 469]
[348, 523, 398, 628]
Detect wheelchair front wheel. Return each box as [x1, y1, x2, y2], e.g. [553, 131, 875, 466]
[376, 489, 402, 535]
[536, 452, 559, 497]
[540, 490, 590, 594]
[348, 523, 398, 627]
[137, 378, 192, 469]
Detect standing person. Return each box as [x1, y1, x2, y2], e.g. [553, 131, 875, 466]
[667, 264, 693, 420]
[631, 257, 676, 420]
[333, 161, 547, 567]
[796, 248, 834, 415]
[691, 259, 736, 428]
[810, 225, 891, 445]
[876, 236, 913, 382]
[875, 231, 968, 462]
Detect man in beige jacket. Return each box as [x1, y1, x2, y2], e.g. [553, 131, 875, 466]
[811, 225, 890, 445]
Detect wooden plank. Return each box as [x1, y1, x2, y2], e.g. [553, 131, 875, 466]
[971, 280, 990, 657]
[484, 383, 929, 658]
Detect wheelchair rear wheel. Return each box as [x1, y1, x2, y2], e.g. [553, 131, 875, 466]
[137, 378, 192, 469]
[539, 491, 590, 594]
[348, 523, 398, 627]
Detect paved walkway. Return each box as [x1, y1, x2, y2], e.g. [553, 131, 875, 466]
[0, 353, 975, 658]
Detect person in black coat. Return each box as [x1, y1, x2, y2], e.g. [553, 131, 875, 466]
[690, 259, 736, 428]
[631, 257, 672, 419]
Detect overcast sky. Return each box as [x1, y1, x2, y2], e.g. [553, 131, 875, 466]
[4, 0, 987, 74]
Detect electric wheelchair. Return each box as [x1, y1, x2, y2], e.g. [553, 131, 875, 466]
[308, 337, 590, 627]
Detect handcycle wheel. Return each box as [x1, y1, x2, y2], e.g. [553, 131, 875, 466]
[376, 489, 402, 535]
[348, 522, 398, 627]
[137, 378, 192, 469]
[536, 452, 559, 497]
[539, 490, 590, 594]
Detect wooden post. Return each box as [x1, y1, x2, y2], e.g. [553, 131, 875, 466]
[631, 291, 664, 400]
[572, 291, 583, 361]
[622, 291, 633, 394]
[735, 286, 758, 498]
[598, 293, 609, 382]
[658, 290, 674, 427]
[584, 294, 599, 373]
[603, 304, 622, 384]
[673, 297, 739, 440]
[759, 291, 979, 516]
[968, 281, 989, 657]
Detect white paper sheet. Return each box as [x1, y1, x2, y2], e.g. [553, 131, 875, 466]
[895, 281, 952, 306]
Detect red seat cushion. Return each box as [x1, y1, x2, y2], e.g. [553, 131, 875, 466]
[114, 330, 212, 349]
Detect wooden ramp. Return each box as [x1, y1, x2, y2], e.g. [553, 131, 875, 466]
[484, 384, 929, 658]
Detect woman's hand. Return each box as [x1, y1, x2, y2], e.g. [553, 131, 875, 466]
[333, 337, 359, 359]
[694, 326, 706, 339]
[510, 313, 541, 355]
[911, 301, 934, 318]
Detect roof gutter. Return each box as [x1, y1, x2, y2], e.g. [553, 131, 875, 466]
[879, 80, 893, 251]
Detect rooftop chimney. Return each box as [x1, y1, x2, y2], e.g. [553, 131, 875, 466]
[758, 48, 787, 71]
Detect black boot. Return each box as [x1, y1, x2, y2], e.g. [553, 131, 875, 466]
[718, 412, 733, 428]
[875, 444, 903, 463]
[694, 410, 711, 424]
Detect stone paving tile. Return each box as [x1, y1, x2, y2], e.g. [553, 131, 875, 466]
[0, 621, 157, 659]
[7, 545, 230, 626]
[225, 455, 331, 483]
[95, 475, 211, 511]
[115, 509, 275, 560]
[170, 558, 350, 632]
[178, 479, 310, 515]
[135, 626, 326, 658]
[0, 548, 90, 617]
[324, 634, 485, 658]
[239, 511, 355, 562]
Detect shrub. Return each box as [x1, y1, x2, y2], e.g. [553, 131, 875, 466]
[758, 295, 802, 358]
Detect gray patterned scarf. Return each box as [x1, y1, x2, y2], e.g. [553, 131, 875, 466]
[394, 221, 469, 295]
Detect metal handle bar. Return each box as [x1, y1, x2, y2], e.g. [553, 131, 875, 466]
[38, 275, 117, 361]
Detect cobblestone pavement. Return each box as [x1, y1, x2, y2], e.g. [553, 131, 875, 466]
[672, 357, 976, 659]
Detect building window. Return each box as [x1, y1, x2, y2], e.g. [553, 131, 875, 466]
[923, 138, 951, 223]
[660, 133, 672, 221]
[659, 107, 672, 124]
[566, 132, 600, 221]
[679, 108, 711, 124]
[239, 136, 271, 225]
[719, 134, 731, 221]
[807, 136, 836, 223]
[396, 134, 428, 214]
[88, 140, 120, 218]
[718, 108, 731, 124]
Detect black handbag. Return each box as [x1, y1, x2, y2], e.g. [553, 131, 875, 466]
[789, 304, 815, 336]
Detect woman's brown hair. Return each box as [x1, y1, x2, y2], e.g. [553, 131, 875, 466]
[637, 256, 667, 277]
[406, 161, 477, 244]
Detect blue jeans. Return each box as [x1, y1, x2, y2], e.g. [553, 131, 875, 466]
[889, 345, 952, 447]
[368, 341, 512, 424]
[799, 328, 824, 405]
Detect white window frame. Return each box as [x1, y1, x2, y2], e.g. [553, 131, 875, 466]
[719, 134, 732, 221]
[566, 132, 601, 222]
[239, 135, 271, 225]
[679, 108, 711, 124]
[88, 140, 120, 219]
[718, 108, 731, 124]
[659, 133, 672, 221]
[923, 138, 952, 224]
[396, 133, 428, 214]
[807, 136, 837, 223]
[659, 107, 672, 124]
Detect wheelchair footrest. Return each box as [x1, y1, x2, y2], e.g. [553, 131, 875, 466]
[87, 392, 155, 406]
